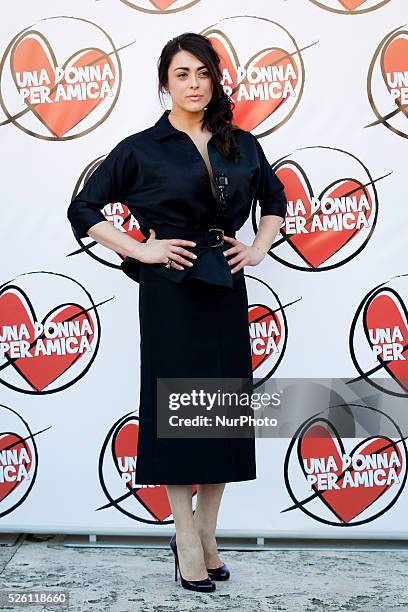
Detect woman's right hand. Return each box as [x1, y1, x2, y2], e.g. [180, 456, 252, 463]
[132, 228, 197, 269]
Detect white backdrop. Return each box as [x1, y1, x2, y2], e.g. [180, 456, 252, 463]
[0, 0, 407, 537]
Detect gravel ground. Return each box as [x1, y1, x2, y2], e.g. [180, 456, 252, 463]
[0, 534, 407, 611]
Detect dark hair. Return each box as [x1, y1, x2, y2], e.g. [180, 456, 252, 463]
[157, 32, 240, 161]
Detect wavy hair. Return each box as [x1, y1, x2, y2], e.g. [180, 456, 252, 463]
[157, 32, 240, 161]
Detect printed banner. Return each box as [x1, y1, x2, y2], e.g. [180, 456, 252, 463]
[0, 0, 406, 537]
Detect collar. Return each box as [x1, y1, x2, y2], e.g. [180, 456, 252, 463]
[152, 110, 219, 145]
[152, 110, 181, 141]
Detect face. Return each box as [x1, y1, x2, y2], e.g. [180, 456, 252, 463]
[164, 49, 213, 114]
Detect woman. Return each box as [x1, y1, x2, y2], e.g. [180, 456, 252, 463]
[67, 33, 287, 593]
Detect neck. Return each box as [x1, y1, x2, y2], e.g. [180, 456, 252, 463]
[168, 107, 205, 133]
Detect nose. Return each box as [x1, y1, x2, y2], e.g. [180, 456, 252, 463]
[189, 73, 199, 89]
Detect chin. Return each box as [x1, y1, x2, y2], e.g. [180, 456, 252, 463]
[185, 101, 208, 113]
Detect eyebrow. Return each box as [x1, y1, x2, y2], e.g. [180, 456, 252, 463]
[173, 65, 208, 72]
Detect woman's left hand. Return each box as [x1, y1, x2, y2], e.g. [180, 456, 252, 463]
[222, 235, 267, 274]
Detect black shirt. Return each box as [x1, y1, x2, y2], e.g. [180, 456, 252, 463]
[67, 110, 287, 238]
[67, 111, 287, 287]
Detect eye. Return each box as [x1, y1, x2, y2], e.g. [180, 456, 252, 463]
[199, 71, 209, 77]
[177, 72, 187, 78]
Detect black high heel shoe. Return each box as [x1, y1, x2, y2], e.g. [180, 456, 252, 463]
[207, 563, 230, 581]
[169, 534, 216, 592]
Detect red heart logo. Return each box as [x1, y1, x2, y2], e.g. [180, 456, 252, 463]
[337, 0, 369, 10]
[0, 433, 33, 503]
[11, 32, 116, 137]
[208, 32, 299, 131]
[364, 289, 408, 392]
[300, 423, 403, 523]
[113, 420, 197, 522]
[101, 202, 145, 243]
[0, 287, 95, 391]
[381, 31, 408, 117]
[276, 162, 373, 268]
[248, 305, 282, 371]
[149, 0, 178, 8]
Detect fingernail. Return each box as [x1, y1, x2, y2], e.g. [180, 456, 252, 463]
[192, 242, 196, 246]
[192, 254, 197, 259]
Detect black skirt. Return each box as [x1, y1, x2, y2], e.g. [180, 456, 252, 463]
[135, 262, 256, 485]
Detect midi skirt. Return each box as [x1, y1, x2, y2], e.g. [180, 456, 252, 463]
[135, 262, 256, 485]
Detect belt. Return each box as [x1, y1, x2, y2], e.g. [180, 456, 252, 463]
[121, 225, 242, 288]
[152, 225, 229, 247]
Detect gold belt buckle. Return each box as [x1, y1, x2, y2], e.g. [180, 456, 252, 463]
[208, 227, 224, 247]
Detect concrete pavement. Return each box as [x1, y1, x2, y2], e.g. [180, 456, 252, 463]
[0, 534, 407, 611]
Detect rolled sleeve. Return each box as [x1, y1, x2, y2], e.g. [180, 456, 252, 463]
[67, 139, 135, 239]
[255, 139, 287, 219]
